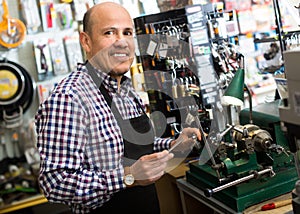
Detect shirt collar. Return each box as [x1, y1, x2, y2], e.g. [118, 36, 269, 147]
[86, 62, 131, 94]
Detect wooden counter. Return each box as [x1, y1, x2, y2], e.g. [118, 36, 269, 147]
[0, 194, 47, 214]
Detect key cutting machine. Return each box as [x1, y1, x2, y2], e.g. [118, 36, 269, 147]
[186, 99, 298, 212]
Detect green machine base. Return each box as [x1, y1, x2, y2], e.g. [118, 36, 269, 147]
[185, 100, 299, 212]
[186, 163, 297, 212]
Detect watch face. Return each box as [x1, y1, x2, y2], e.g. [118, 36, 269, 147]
[124, 174, 134, 186]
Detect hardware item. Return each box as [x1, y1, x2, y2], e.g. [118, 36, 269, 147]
[64, 34, 83, 71]
[20, 0, 41, 33]
[0, 0, 26, 48]
[261, 199, 292, 211]
[48, 38, 69, 75]
[0, 59, 35, 128]
[33, 39, 53, 81]
[55, 3, 73, 29]
[39, 0, 56, 31]
[11, 130, 21, 157]
[0, 132, 7, 159]
[36, 44, 49, 73]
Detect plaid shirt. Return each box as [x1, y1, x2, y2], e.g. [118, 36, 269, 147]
[35, 63, 172, 213]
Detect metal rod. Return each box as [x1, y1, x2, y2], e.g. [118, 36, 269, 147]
[244, 84, 253, 124]
[272, 0, 285, 60]
[204, 168, 274, 197]
[217, 124, 233, 141]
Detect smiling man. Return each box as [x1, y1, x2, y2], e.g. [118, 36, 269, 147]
[35, 2, 201, 214]
[80, 2, 136, 81]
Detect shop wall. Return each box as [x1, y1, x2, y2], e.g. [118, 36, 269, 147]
[0, 0, 147, 209]
[0, 0, 145, 162]
[0, 0, 83, 164]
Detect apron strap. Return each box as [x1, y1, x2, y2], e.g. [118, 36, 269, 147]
[86, 62, 145, 115]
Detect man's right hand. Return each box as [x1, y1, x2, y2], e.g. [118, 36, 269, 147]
[128, 150, 174, 186]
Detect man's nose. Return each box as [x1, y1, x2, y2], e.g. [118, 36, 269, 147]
[115, 33, 128, 46]
[116, 31, 126, 40]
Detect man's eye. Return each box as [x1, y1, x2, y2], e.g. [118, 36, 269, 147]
[105, 31, 114, 35]
[124, 31, 133, 36]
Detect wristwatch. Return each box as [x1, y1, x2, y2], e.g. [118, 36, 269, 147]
[124, 173, 135, 186]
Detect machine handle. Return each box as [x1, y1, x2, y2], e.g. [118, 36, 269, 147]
[204, 167, 275, 197]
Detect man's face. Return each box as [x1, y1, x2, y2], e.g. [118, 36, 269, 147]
[82, 7, 135, 76]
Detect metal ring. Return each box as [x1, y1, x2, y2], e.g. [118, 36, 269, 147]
[0, 62, 25, 105]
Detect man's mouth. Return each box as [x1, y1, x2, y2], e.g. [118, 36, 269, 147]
[113, 53, 128, 57]
[111, 52, 131, 63]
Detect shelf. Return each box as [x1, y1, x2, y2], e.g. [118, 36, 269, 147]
[0, 194, 47, 214]
[254, 30, 300, 44]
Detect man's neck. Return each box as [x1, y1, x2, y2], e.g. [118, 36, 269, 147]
[109, 74, 122, 92]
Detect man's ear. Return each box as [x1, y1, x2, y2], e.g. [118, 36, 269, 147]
[80, 32, 91, 54]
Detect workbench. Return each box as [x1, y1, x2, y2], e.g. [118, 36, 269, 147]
[0, 194, 70, 214]
[177, 178, 293, 214]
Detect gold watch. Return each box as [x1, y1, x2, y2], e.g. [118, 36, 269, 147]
[124, 173, 135, 186]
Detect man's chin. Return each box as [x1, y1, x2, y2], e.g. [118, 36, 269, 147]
[109, 69, 129, 77]
[109, 64, 131, 75]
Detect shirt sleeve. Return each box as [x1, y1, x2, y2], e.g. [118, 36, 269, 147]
[35, 91, 126, 211]
[153, 137, 173, 151]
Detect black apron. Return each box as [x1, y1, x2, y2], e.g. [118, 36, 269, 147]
[86, 63, 160, 214]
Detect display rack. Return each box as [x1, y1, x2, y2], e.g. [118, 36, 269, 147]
[134, 4, 218, 138]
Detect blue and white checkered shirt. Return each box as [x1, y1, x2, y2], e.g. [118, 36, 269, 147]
[35, 63, 172, 213]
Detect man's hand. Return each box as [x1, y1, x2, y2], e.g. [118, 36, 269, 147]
[128, 150, 174, 186]
[169, 127, 201, 152]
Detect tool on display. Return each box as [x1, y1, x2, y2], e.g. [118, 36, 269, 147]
[0, 0, 26, 48]
[261, 199, 292, 211]
[20, 0, 41, 34]
[0, 59, 35, 128]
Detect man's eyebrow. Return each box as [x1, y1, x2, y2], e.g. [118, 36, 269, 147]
[102, 27, 133, 31]
[124, 27, 134, 31]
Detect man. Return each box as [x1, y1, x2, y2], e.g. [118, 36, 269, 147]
[35, 2, 201, 213]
